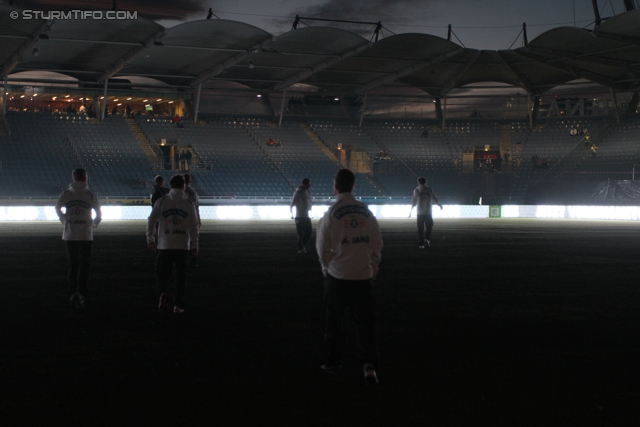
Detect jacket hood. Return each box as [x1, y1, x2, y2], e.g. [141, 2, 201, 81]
[69, 181, 88, 191]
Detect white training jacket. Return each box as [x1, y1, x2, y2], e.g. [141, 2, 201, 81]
[146, 189, 199, 250]
[316, 193, 383, 280]
[411, 184, 440, 216]
[55, 181, 102, 241]
[290, 186, 312, 218]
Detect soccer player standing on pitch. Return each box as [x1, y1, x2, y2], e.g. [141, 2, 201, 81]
[409, 177, 443, 249]
[151, 175, 169, 207]
[146, 174, 199, 314]
[290, 178, 312, 253]
[55, 168, 102, 309]
[316, 169, 383, 384]
[183, 173, 201, 266]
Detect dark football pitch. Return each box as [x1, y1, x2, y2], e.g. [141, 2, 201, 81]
[1, 218, 639, 426]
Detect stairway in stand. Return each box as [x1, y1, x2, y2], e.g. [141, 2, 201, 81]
[300, 121, 388, 196]
[186, 147, 206, 170]
[299, 122, 340, 163]
[499, 125, 512, 172]
[126, 118, 160, 167]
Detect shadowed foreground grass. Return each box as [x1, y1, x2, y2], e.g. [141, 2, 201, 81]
[1, 219, 639, 425]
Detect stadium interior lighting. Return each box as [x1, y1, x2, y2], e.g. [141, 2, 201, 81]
[19, 95, 24, 98]
[256, 94, 262, 98]
[142, 99, 148, 102]
[168, 101, 174, 104]
[113, 99, 119, 102]
[65, 95, 70, 98]
[127, 98, 132, 100]
[100, 96, 104, 99]
[117, 103, 122, 106]
[156, 99, 162, 102]
[52, 96, 56, 100]
[2, 205, 640, 222]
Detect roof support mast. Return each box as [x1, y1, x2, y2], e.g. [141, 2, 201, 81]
[2, 78, 7, 116]
[374, 22, 382, 42]
[611, 88, 621, 125]
[359, 91, 368, 128]
[278, 89, 287, 127]
[592, 0, 602, 26]
[194, 83, 202, 124]
[100, 80, 108, 122]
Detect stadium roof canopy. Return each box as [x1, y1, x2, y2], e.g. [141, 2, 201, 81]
[2, 3, 640, 97]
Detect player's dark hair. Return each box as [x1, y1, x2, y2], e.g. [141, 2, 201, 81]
[170, 174, 185, 189]
[183, 174, 191, 185]
[418, 177, 427, 185]
[334, 169, 355, 193]
[154, 175, 164, 185]
[302, 178, 310, 185]
[72, 168, 87, 182]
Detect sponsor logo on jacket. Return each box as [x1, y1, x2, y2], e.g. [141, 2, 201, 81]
[162, 209, 188, 219]
[66, 200, 91, 210]
[333, 205, 370, 219]
[343, 217, 366, 228]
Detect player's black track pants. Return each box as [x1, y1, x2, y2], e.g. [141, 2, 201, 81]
[65, 241, 92, 296]
[417, 214, 434, 244]
[156, 249, 189, 308]
[295, 217, 312, 250]
[323, 275, 378, 368]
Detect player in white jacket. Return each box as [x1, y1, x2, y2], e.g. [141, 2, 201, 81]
[183, 173, 201, 266]
[55, 168, 102, 309]
[290, 178, 312, 253]
[409, 177, 442, 248]
[316, 169, 383, 384]
[146, 174, 199, 313]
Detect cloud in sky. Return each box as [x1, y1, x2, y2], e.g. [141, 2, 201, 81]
[290, 0, 440, 33]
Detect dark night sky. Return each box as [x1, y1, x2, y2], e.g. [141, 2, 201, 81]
[5, 0, 628, 49]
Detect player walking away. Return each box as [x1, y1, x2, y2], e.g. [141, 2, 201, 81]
[151, 175, 169, 207]
[146, 175, 199, 314]
[290, 178, 312, 253]
[316, 169, 383, 385]
[183, 173, 201, 266]
[409, 177, 443, 249]
[150, 175, 170, 247]
[55, 168, 102, 309]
